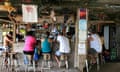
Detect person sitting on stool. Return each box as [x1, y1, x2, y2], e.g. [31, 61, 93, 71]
[55, 32, 70, 68]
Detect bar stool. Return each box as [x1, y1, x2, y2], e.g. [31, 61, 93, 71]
[0, 52, 10, 72]
[9, 52, 18, 71]
[1, 52, 19, 72]
[41, 53, 51, 71]
[99, 53, 105, 64]
[96, 54, 100, 71]
[59, 54, 68, 69]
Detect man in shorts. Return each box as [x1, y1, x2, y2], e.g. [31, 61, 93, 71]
[55, 32, 70, 64]
[3, 31, 13, 52]
[3, 31, 13, 64]
[88, 31, 102, 64]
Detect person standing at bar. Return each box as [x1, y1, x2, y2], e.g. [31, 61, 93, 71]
[23, 31, 36, 65]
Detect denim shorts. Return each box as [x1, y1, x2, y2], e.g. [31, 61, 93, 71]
[55, 50, 62, 56]
[3, 46, 11, 52]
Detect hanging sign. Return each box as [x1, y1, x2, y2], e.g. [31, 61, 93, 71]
[22, 4, 38, 23]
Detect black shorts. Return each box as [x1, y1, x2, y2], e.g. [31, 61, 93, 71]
[23, 51, 34, 55]
[88, 48, 97, 55]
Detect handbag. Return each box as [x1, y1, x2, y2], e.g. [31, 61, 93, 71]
[33, 47, 40, 61]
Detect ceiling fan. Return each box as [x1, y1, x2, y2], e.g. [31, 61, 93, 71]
[0, 0, 16, 13]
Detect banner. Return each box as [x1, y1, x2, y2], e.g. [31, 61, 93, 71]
[79, 8, 87, 41]
[22, 4, 38, 23]
[78, 8, 87, 55]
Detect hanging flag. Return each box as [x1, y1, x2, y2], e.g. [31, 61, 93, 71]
[80, 8, 86, 19]
[22, 4, 38, 23]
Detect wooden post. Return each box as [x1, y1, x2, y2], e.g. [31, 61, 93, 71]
[13, 23, 16, 43]
[11, 23, 16, 52]
[74, 9, 80, 68]
[79, 55, 86, 72]
[74, 8, 88, 72]
[8, 14, 17, 51]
